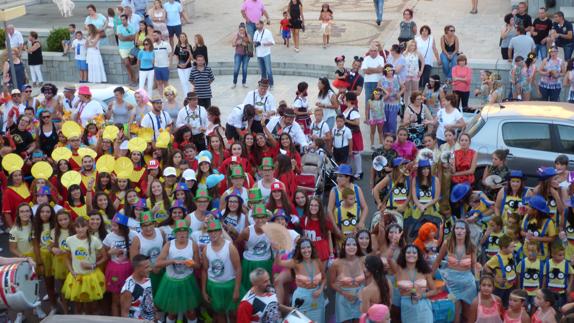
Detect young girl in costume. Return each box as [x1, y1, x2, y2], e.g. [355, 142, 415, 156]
[50, 209, 74, 314]
[61, 217, 107, 314]
[33, 203, 57, 314]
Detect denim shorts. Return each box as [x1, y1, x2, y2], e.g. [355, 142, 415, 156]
[76, 59, 88, 71]
[281, 30, 291, 39]
[154, 67, 169, 81]
[167, 25, 182, 38]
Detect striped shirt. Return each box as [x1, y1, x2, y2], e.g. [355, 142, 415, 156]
[189, 66, 215, 99]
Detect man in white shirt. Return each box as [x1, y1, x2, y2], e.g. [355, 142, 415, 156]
[153, 30, 172, 96]
[361, 45, 385, 107]
[225, 104, 256, 141]
[75, 86, 104, 126]
[5, 25, 24, 51]
[164, 0, 186, 49]
[253, 19, 275, 87]
[242, 79, 276, 132]
[61, 85, 80, 115]
[266, 108, 308, 149]
[140, 96, 172, 141]
[175, 92, 208, 151]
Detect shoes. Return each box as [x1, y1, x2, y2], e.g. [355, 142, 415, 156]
[231, 84, 236, 89]
[242, 84, 248, 88]
[376, 20, 381, 26]
[34, 306, 47, 319]
[14, 312, 24, 323]
[470, 9, 477, 14]
[294, 48, 300, 52]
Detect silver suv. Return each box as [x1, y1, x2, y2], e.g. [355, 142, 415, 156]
[466, 101, 574, 181]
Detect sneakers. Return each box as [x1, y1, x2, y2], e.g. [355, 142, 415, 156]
[231, 84, 236, 89]
[14, 312, 24, 323]
[34, 306, 47, 319]
[242, 84, 248, 88]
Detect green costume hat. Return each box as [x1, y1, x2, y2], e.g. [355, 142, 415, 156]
[252, 204, 269, 218]
[259, 157, 274, 169]
[230, 165, 245, 178]
[248, 188, 263, 203]
[194, 188, 212, 201]
[206, 218, 222, 232]
[139, 211, 155, 225]
[173, 219, 189, 233]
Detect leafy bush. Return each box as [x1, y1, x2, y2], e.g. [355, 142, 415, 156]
[46, 27, 69, 52]
[0, 29, 5, 50]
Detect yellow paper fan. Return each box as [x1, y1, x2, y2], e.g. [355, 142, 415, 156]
[156, 130, 171, 149]
[60, 170, 82, 189]
[1, 153, 24, 174]
[114, 157, 134, 179]
[128, 137, 147, 153]
[61, 121, 82, 139]
[77, 147, 98, 159]
[31, 161, 53, 180]
[102, 125, 119, 141]
[51, 147, 73, 162]
[96, 155, 115, 173]
[138, 128, 154, 143]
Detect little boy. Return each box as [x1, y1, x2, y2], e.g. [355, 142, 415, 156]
[545, 239, 574, 307]
[280, 11, 291, 47]
[331, 114, 352, 165]
[71, 31, 88, 83]
[480, 215, 504, 260]
[309, 108, 330, 141]
[62, 24, 76, 56]
[335, 187, 362, 236]
[516, 240, 544, 311]
[485, 234, 517, 307]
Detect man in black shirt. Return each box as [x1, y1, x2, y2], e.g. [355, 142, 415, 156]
[532, 7, 553, 59]
[5, 115, 35, 157]
[553, 11, 574, 60]
[514, 2, 533, 32]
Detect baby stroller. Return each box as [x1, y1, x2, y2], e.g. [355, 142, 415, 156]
[296, 147, 338, 196]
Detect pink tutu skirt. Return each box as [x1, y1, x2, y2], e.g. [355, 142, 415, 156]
[105, 261, 133, 294]
[368, 119, 385, 126]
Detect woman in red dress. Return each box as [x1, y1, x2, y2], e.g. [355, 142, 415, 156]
[451, 133, 477, 186]
[2, 167, 31, 227]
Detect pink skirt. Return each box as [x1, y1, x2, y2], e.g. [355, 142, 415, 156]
[351, 131, 364, 152]
[105, 261, 133, 294]
[368, 119, 385, 126]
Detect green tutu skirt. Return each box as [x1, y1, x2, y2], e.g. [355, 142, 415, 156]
[155, 274, 201, 313]
[149, 268, 165, 297]
[240, 258, 273, 296]
[207, 279, 238, 312]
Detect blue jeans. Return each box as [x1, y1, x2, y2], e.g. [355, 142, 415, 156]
[539, 86, 561, 101]
[562, 44, 574, 60]
[233, 53, 250, 85]
[257, 54, 274, 86]
[536, 44, 547, 60]
[440, 52, 458, 80]
[364, 82, 377, 108]
[246, 22, 256, 39]
[373, 0, 384, 23]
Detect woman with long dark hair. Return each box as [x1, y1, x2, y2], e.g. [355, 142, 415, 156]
[432, 220, 477, 323]
[301, 196, 342, 267]
[315, 77, 339, 129]
[387, 244, 437, 323]
[274, 238, 325, 322]
[359, 255, 392, 313]
[64, 184, 87, 221]
[494, 170, 527, 221]
[287, 0, 304, 52]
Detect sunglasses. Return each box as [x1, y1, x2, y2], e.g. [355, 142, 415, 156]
[24, 90, 32, 93]
[449, 29, 455, 32]
[41, 115, 50, 119]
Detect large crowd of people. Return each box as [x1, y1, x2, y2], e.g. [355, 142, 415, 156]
[0, 0, 573, 323]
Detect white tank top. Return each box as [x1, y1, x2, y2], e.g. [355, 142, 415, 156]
[256, 179, 272, 203]
[160, 225, 175, 241]
[137, 228, 164, 266]
[243, 225, 271, 261]
[206, 240, 235, 282]
[166, 239, 194, 279]
[189, 212, 206, 232]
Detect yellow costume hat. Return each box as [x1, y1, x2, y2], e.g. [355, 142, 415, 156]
[31, 161, 53, 180]
[138, 128, 154, 143]
[156, 130, 171, 149]
[128, 137, 147, 153]
[2, 153, 24, 174]
[61, 121, 82, 139]
[61, 170, 82, 189]
[51, 147, 73, 162]
[96, 155, 115, 173]
[77, 147, 98, 159]
[102, 125, 119, 141]
[114, 157, 134, 179]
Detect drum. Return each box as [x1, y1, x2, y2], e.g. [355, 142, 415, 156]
[0, 262, 39, 311]
[284, 308, 313, 323]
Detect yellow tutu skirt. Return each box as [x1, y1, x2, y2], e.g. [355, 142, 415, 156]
[62, 269, 105, 302]
[52, 254, 69, 280]
[37, 248, 54, 277]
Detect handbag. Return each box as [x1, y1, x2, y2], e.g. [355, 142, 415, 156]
[245, 43, 254, 58]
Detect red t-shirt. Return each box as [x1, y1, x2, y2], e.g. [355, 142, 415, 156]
[280, 18, 290, 32]
[301, 216, 335, 261]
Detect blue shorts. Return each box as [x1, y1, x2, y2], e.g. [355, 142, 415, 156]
[154, 67, 169, 81]
[282, 30, 291, 39]
[76, 59, 88, 71]
[167, 25, 182, 38]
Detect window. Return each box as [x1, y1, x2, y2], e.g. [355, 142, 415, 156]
[502, 122, 552, 152]
[556, 125, 574, 154]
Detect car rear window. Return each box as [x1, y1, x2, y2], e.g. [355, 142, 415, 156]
[464, 114, 485, 138]
[502, 122, 552, 152]
[556, 125, 574, 154]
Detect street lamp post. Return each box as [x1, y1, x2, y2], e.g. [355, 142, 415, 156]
[0, 6, 26, 90]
